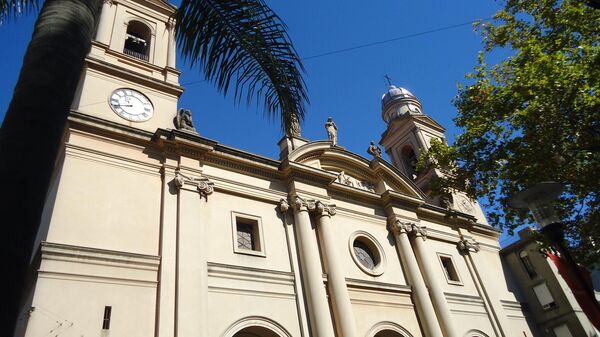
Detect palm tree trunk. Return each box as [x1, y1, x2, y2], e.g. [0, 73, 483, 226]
[0, 0, 103, 335]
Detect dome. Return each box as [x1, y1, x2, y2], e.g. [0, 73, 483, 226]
[381, 85, 423, 124]
[381, 85, 414, 107]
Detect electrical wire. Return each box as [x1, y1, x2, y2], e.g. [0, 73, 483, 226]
[181, 17, 491, 86]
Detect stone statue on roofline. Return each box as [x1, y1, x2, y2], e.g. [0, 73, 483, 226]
[325, 117, 338, 146]
[367, 141, 382, 158]
[287, 113, 301, 137]
[174, 108, 197, 133]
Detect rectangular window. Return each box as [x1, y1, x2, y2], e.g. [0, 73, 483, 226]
[533, 282, 557, 310]
[231, 212, 265, 257]
[438, 254, 462, 284]
[519, 250, 537, 278]
[102, 306, 112, 330]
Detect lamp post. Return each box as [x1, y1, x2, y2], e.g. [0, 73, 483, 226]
[508, 182, 600, 322]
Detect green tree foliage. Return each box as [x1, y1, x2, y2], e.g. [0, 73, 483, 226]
[419, 0, 600, 265]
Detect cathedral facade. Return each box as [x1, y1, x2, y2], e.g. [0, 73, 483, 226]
[17, 1, 535, 337]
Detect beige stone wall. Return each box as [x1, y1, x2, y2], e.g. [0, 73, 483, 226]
[19, 1, 535, 336]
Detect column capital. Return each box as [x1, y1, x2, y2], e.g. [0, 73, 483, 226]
[292, 196, 315, 212]
[388, 220, 427, 240]
[457, 236, 480, 254]
[279, 198, 290, 213]
[172, 169, 214, 200]
[314, 200, 336, 217]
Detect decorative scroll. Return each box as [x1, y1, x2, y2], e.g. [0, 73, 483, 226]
[172, 169, 214, 200]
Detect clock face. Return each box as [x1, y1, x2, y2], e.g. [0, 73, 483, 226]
[457, 195, 475, 214]
[109, 88, 154, 122]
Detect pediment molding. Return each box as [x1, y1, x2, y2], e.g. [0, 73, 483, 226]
[288, 141, 425, 200]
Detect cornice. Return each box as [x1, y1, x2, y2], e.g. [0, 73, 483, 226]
[112, 0, 176, 18]
[381, 189, 425, 210]
[203, 173, 287, 204]
[280, 160, 339, 186]
[345, 278, 411, 293]
[152, 128, 215, 159]
[69, 111, 154, 141]
[85, 56, 184, 97]
[41, 241, 160, 269]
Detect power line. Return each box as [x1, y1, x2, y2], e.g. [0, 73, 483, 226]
[302, 18, 490, 60]
[181, 17, 491, 86]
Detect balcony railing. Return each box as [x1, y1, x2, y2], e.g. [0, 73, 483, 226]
[123, 48, 149, 62]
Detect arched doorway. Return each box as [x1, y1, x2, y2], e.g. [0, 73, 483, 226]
[222, 316, 292, 337]
[375, 329, 405, 337]
[233, 326, 281, 337]
[367, 322, 413, 337]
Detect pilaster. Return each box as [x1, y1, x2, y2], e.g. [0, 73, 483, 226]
[458, 236, 511, 337]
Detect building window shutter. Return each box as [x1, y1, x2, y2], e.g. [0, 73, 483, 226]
[533, 282, 556, 310]
[552, 324, 573, 337]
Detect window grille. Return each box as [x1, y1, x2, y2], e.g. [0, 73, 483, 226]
[353, 240, 376, 270]
[237, 222, 255, 250]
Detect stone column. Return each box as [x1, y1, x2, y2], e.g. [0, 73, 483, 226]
[314, 201, 358, 337]
[409, 223, 458, 337]
[388, 220, 444, 337]
[292, 197, 335, 337]
[458, 237, 511, 337]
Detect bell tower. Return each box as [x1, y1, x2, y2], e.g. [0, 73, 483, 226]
[71, 0, 182, 132]
[379, 85, 489, 225]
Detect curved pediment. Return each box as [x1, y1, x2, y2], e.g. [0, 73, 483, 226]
[288, 141, 426, 199]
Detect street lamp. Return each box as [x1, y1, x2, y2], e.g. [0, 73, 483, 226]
[509, 182, 600, 326]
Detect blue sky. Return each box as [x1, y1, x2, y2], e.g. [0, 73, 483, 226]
[0, 0, 524, 246]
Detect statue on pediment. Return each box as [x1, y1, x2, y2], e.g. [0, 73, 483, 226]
[367, 141, 382, 158]
[325, 117, 338, 146]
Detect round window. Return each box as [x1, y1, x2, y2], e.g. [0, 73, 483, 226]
[348, 231, 386, 276]
[353, 240, 376, 270]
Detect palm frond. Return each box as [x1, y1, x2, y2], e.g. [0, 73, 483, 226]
[0, 0, 40, 23]
[175, 0, 308, 133]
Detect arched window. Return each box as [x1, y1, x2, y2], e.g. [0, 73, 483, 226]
[124, 20, 151, 61]
[401, 146, 418, 179]
[519, 250, 537, 278]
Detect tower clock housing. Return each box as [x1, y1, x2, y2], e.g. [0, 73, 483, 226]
[71, 0, 182, 132]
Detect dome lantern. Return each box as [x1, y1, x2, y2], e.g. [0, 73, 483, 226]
[381, 85, 423, 124]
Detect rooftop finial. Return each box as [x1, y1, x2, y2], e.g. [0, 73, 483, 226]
[384, 74, 393, 87]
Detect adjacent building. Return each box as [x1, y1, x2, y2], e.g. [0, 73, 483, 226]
[16, 1, 537, 336]
[501, 227, 600, 337]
